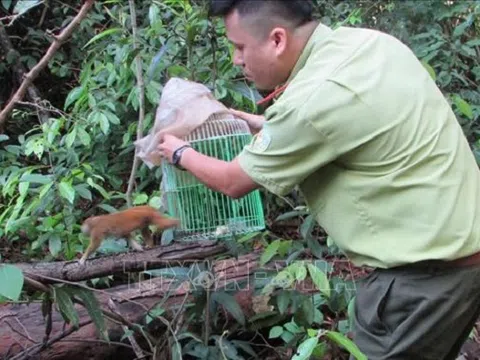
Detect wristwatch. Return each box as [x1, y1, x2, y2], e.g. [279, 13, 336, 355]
[172, 144, 192, 170]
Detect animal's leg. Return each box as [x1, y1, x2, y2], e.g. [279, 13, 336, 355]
[126, 234, 144, 252]
[79, 233, 102, 265]
[141, 227, 154, 248]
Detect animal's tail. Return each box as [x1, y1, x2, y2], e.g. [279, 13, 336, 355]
[152, 213, 180, 230]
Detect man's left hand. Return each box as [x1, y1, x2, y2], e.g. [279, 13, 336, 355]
[158, 134, 190, 163]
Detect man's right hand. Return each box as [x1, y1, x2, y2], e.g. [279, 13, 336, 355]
[229, 108, 266, 134]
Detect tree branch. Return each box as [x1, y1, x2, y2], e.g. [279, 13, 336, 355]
[0, 25, 50, 124]
[0, 0, 95, 133]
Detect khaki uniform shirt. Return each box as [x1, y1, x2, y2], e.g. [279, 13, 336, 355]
[237, 23, 480, 269]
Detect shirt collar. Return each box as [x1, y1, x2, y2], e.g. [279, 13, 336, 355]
[286, 22, 334, 83]
[257, 22, 334, 106]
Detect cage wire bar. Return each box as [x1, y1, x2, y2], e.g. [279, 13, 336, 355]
[161, 113, 265, 241]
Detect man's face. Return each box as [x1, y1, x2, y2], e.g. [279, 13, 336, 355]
[224, 9, 288, 91]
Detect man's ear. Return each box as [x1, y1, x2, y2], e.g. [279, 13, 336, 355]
[270, 27, 288, 55]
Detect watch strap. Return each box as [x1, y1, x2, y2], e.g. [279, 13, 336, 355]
[172, 144, 192, 170]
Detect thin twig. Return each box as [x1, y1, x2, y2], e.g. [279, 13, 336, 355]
[4, 319, 37, 344]
[16, 100, 67, 118]
[57, 338, 153, 353]
[24, 275, 51, 293]
[8, 319, 93, 360]
[107, 298, 147, 358]
[209, 19, 217, 92]
[24, 273, 151, 312]
[38, 2, 48, 28]
[126, 0, 146, 207]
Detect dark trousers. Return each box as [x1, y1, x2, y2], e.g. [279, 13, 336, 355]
[351, 262, 480, 360]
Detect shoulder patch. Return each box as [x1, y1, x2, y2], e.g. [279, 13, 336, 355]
[252, 130, 271, 152]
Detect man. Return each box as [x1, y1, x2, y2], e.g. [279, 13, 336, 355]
[158, 1, 480, 358]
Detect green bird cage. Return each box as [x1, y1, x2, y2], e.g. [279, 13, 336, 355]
[160, 112, 265, 241]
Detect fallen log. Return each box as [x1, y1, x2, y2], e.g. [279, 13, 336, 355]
[2, 239, 346, 360]
[0, 275, 189, 360]
[0, 251, 279, 360]
[15, 240, 227, 283]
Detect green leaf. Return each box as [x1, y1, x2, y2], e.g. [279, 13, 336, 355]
[214, 336, 242, 360]
[39, 182, 54, 199]
[211, 291, 246, 326]
[49, 234, 62, 257]
[88, 93, 96, 108]
[300, 214, 316, 239]
[269, 325, 284, 338]
[13, 0, 42, 16]
[75, 184, 92, 201]
[104, 110, 120, 125]
[58, 181, 75, 204]
[307, 264, 331, 298]
[421, 61, 436, 81]
[453, 17, 472, 37]
[87, 178, 110, 199]
[237, 231, 261, 244]
[148, 196, 162, 209]
[54, 287, 80, 327]
[75, 288, 109, 341]
[292, 337, 319, 360]
[466, 39, 480, 47]
[0, 134, 9, 142]
[148, 4, 161, 26]
[97, 112, 110, 134]
[20, 173, 51, 184]
[277, 290, 290, 314]
[0, 264, 24, 301]
[284, 320, 302, 334]
[275, 210, 309, 222]
[171, 341, 182, 360]
[277, 240, 292, 257]
[65, 127, 77, 148]
[83, 28, 123, 49]
[1, 0, 12, 10]
[281, 330, 295, 344]
[96, 204, 117, 214]
[120, 329, 134, 341]
[295, 296, 315, 327]
[325, 331, 367, 360]
[453, 95, 474, 120]
[307, 236, 324, 259]
[24, 137, 45, 159]
[177, 331, 203, 342]
[231, 340, 258, 359]
[18, 181, 29, 196]
[348, 296, 356, 328]
[260, 240, 280, 266]
[312, 343, 328, 358]
[65, 86, 84, 109]
[133, 193, 149, 205]
[296, 264, 307, 282]
[146, 305, 165, 324]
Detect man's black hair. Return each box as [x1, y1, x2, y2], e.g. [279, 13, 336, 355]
[209, 0, 313, 28]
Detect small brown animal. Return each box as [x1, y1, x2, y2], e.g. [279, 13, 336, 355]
[78, 205, 180, 265]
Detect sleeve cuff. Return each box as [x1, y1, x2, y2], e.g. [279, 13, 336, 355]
[237, 152, 292, 197]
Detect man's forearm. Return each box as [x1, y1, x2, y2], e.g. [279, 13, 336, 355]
[179, 148, 233, 196]
[177, 147, 260, 198]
